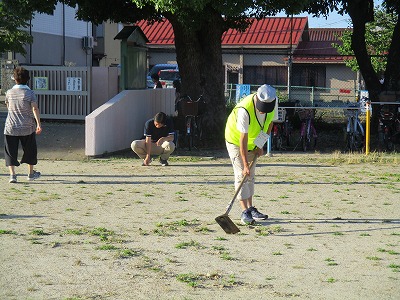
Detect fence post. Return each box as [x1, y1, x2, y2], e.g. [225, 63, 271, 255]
[266, 135, 272, 157]
[365, 100, 371, 155]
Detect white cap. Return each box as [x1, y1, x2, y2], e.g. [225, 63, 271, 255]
[256, 84, 277, 113]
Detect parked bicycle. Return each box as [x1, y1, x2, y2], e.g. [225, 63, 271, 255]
[295, 107, 317, 152]
[378, 104, 400, 151]
[176, 95, 204, 150]
[344, 101, 365, 152]
[272, 108, 292, 150]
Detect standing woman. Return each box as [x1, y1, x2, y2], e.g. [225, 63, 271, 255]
[4, 67, 42, 183]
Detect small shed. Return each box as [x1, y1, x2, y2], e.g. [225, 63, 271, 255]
[114, 26, 149, 90]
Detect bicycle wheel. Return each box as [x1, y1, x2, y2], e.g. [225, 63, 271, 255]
[354, 133, 364, 151]
[384, 131, 394, 151]
[273, 135, 283, 151]
[196, 117, 203, 146]
[284, 121, 292, 147]
[349, 133, 357, 152]
[302, 135, 310, 152]
[302, 121, 311, 152]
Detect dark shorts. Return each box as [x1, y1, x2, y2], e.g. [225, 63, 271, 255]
[4, 132, 38, 167]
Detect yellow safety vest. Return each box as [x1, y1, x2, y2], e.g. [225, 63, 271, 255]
[225, 94, 275, 150]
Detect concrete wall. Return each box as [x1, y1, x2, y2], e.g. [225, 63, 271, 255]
[91, 66, 119, 111]
[85, 88, 175, 156]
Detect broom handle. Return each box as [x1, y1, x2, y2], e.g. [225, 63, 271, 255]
[224, 155, 257, 215]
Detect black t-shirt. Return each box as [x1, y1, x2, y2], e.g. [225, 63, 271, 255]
[144, 117, 174, 142]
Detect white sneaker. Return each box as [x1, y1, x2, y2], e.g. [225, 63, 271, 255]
[9, 175, 17, 183]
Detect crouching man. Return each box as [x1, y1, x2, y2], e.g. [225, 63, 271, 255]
[131, 112, 175, 166]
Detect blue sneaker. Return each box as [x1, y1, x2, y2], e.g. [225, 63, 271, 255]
[241, 209, 255, 225]
[27, 171, 41, 181]
[248, 206, 268, 221]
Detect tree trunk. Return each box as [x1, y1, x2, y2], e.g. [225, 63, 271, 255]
[347, 0, 381, 101]
[383, 13, 400, 91]
[168, 7, 226, 145]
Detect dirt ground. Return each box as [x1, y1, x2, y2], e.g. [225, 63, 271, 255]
[1, 101, 400, 299]
[1, 152, 399, 300]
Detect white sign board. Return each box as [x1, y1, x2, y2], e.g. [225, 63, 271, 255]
[66, 77, 82, 91]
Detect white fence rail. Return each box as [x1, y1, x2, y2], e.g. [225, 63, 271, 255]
[24, 66, 90, 120]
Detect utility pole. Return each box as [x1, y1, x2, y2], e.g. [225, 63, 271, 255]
[287, 14, 293, 101]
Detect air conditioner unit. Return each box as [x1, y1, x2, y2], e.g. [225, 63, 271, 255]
[82, 36, 94, 49]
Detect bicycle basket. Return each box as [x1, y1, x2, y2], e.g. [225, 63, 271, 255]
[180, 101, 199, 116]
[275, 108, 286, 123]
[380, 111, 394, 121]
[297, 109, 313, 120]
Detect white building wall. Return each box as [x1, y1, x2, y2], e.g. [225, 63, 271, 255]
[244, 54, 286, 66]
[326, 65, 357, 90]
[31, 3, 90, 38]
[15, 2, 92, 66]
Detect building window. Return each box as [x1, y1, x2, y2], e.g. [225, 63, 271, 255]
[292, 65, 326, 87]
[243, 66, 287, 86]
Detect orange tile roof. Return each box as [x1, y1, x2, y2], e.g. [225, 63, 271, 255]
[136, 18, 350, 63]
[136, 17, 308, 46]
[293, 28, 350, 63]
[222, 17, 308, 46]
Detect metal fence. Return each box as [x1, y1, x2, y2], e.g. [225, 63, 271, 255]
[24, 66, 90, 120]
[225, 84, 359, 107]
[1, 62, 90, 120]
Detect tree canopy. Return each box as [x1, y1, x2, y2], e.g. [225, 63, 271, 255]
[334, 6, 396, 77]
[0, 0, 33, 54]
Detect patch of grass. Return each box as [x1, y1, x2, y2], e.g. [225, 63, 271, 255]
[360, 233, 371, 236]
[212, 245, 226, 251]
[117, 248, 141, 259]
[366, 256, 382, 261]
[307, 248, 318, 252]
[255, 225, 284, 236]
[152, 228, 171, 236]
[0, 229, 17, 235]
[273, 251, 283, 255]
[333, 231, 344, 236]
[388, 264, 400, 272]
[156, 219, 200, 232]
[175, 240, 203, 249]
[64, 229, 84, 235]
[176, 196, 189, 201]
[96, 244, 119, 251]
[90, 227, 114, 241]
[326, 277, 337, 283]
[220, 252, 235, 260]
[265, 276, 276, 281]
[325, 258, 338, 266]
[215, 236, 227, 241]
[29, 229, 48, 236]
[138, 255, 162, 272]
[221, 274, 241, 287]
[194, 226, 212, 233]
[176, 273, 200, 287]
[280, 211, 291, 215]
